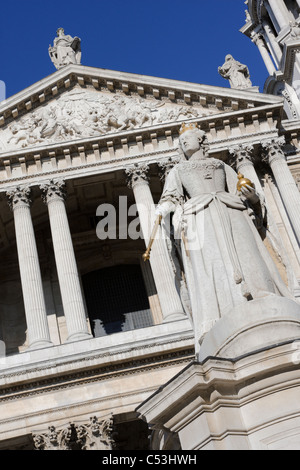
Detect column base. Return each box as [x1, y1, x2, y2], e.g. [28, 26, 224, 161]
[29, 340, 54, 351]
[65, 332, 93, 343]
[163, 312, 187, 323]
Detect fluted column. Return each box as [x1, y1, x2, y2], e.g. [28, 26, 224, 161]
[7, 186, 53, 350]
[228, 144, 263, 193]
[262, 137, 300, 245]
[262, 20, 282, 67]
[41, 179, 92, 342]
[126, 163, 186, 323]
[251, 31, 276, 76]
[267, 0, 291, 31]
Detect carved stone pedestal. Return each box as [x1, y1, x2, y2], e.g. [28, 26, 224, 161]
[198, 295, 300, 360]
[137, 297, 300, 450]
[137, 342, 300, 450]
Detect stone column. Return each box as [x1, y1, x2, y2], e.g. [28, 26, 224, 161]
[228, 144, 263, 193]
[251, 31, 276, 76]
[262, 20, 283, 66]
[267, 0, 291, 31]
[262, 137, 300, 245]
[41, 179, 92, 342]
[6, 186, 53, 350]
[126, 163, 186, 323]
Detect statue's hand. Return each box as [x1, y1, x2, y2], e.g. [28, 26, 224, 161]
[240, 184, 259, 204]
[155, 206, 163, 217]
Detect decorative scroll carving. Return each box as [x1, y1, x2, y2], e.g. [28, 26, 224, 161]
[33, 423, 79, 450]
[250, 31, 264, 47]
[125, 163, 150, 188]
[76, 416, 115, 450]
[33, 416, 115, 451]
[261, 137, 286, 165]
[228, 143, 254, 170]
[40, 179, 66, 204]
[6, 186, 31, 210]
[158, 157, 181, 180]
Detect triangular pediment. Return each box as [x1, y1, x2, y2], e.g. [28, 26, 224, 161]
[0, 65, 284, 152]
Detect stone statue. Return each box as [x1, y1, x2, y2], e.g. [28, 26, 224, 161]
[289, 20, 300, 39]
[155, 123, 294, 353]
[218, 54, 252, 89]
[49, 28, 81, 70]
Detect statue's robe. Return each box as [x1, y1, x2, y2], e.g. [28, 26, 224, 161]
[158, 158, 293, 348]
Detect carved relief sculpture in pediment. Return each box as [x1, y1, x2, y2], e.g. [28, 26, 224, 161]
[0, 87, 217, 151]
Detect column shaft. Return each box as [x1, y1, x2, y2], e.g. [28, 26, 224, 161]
[252, 32, 276, 75]
[7, 187, 53, 349]
[262, 21, 282, 66]
[268, 0, 291, 30]
[126, 165, 186, 323]
[133, 182, 185, 322]
[41, 180, 91, 342]
[263, 139, 300, 246]
[234, 159, 263, 195]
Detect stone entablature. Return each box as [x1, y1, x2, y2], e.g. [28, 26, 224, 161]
[0, 103, 283, 188]
[0, 320, 193, 444]
[0, 65, 283, 131]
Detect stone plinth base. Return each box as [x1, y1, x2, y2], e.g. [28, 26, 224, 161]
[198, 295, 300, 361]
[137, 341, 300, 450]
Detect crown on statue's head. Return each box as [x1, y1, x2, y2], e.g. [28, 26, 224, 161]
[179, 122, 199, 135]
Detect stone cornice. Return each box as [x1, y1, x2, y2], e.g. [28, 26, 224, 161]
[281, 118, 300, 132]
[0, 319, 194, 392]
[136, 341, 300, 429]
[274, 39, 300, 82]
[0, 102, 283, 158]
[0, 65, 284, 129]
[0, 103, 283, 190]
[0, 348, 194, 405]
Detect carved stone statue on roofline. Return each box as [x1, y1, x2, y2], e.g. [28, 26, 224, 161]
[155, 122, 300, 359]
[49, 28, 82, 70]
[218, 54, 252, 89]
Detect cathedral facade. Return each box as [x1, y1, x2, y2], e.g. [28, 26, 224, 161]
[0, 0, 300, 450]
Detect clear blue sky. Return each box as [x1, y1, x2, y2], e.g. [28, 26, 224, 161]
[1, 0, 268, 99]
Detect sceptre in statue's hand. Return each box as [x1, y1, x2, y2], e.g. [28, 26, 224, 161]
[142, 214, 162, 261]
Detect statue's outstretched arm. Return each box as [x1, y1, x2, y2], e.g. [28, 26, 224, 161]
[156, 166, 184, 218]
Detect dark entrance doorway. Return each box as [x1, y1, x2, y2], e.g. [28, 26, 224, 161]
[82, 264, 153, 337]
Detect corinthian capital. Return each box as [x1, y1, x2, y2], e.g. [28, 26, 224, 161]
[228, 143, 254, 170]
[6, 186, 31, 210]
[33, 423, 77, 451]
[76, 415, 115, 451]
[250, 30, 264, 46]
[125, 163, 149, 189]
[261, 137, 286, 165]
[40, 178, 66, 204]
[158, 156, 180, 180]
